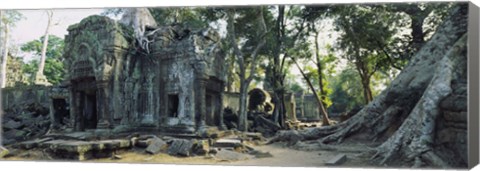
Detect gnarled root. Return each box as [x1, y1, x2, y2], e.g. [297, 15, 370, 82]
[292, 140, 374, 153]
[369, 33, 466, 168]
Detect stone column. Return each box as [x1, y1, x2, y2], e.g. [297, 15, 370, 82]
[124, 78, 133, 124]
[296, 91, 305, 121]
[195, 61, 208, 132]
[96, 80, 111, 129]
[71, 90, 80, 131]
[218, 92, 227, 130]
[196, 78, 208, 130]
[48, 97, 56, 129]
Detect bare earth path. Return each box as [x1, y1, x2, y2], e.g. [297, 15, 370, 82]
[3, 143, 373, 168]
[226, 143, 372, 168]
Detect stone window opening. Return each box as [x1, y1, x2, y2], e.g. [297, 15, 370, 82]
[168, 94, 179, 117]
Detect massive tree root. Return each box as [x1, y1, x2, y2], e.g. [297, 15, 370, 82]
[268, 4, 468, 168]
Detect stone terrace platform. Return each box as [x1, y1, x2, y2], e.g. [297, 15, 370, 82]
[15, 138, 131, 160]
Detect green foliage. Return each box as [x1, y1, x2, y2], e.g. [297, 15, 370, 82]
[5, 55, 29, 87]
[327, 66, 364, 113]
[101, 7, 214, 30]
[286, 5, 338, 108]
[1, 10, 24, 27]
[21, 35, 65, 84]
[289, 83, 304, 93]
[100, 8, 124, 17]
[149, 7, 209, 29]
[378, 2, 453, 69]
[21, 35, 64, 59]
[304, 64, 333, 107]
[284, 70, 305, 94]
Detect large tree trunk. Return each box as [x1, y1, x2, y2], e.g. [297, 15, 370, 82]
[271, 6, 286, 128]
[0, 10, 4, 147]
[238, 79, 249, 131]
[227, 8, 267, 132]
[268, 4, 468, 168]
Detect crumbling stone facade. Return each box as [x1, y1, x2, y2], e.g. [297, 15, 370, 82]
[61, 15, 226, 134]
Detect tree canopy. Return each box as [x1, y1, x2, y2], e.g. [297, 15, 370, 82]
[21, 35, 65, 84]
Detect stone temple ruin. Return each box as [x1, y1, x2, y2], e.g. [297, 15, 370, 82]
[1, 13, 327, 160]
[58, 15, 226, 134]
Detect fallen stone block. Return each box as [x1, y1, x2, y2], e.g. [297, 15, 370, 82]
[215, 149, 252, 161]
[2, 139, 15, 145]
[16, 137, 53, 149]
[167, 139, 194, 157]
[41, 139, 131, 160]
[243, 132, 265, 140]
[130, 137, 139, 147]
[145, 138, 167, 154]
[213, 138, 242, 148]
[136, 139, 153, 148]
[112, 155, 122, 160]
[3, 120, 24, 130]
[62, 132, 92, 140]
[198, 127, 221, 138]
[95, 139, 131, 150]
[325, 154, 347, 166]
[193, 140, 210, 155]
[13, 130, 28, 140]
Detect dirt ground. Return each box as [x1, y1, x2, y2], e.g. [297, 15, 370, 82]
[1, 142, 374, 168]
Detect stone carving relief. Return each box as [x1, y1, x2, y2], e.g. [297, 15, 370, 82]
[72, 44, 96, 79]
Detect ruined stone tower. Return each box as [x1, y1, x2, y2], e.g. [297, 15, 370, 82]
[62, 15, 226, 134]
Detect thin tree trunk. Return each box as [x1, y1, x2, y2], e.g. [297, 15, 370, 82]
[314, 30, 327, 106]
[292, 57, 331, 126]
[353, 39, 374, 104]
[356, 61, 373, 104]
[411, 16, 426, 47]
[0, 10, 4, 146]
[1, 17, 8, 88]
[38, 10, 52, 75]
[361, 76, 373, 103]
[226, 54, 235, 92]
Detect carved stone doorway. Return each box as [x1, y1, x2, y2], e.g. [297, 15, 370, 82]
[81, 90, 97, 129]
[205, 92, 219, 126]
[75, 77, 98, 130]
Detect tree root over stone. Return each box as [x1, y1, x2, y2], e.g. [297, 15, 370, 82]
[267, 5, 468, 169]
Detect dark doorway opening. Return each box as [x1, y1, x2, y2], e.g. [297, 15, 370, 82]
[53, 99, 69, 125]
[80, 90, 97, 129]
[205, 94, 214, 126]
[168, 94, 179, 117]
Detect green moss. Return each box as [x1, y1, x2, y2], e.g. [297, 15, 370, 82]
[0, 147, 9, 158]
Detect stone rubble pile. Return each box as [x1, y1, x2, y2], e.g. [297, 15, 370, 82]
[128, 132, 271, 161]
[2, 100, 51, 145]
